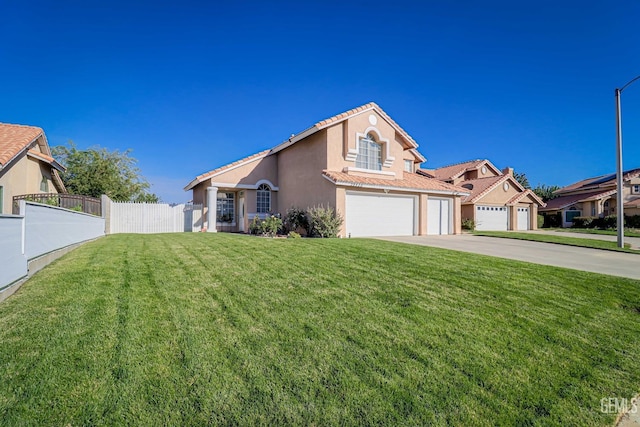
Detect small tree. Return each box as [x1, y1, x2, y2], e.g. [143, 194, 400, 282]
[513, 171, 531, 189]
[53, 141, 159, 202]
[307, 205, 343, 238]
[533, 184, 560, 202]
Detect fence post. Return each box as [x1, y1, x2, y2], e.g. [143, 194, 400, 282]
[101, 195, 111, 235]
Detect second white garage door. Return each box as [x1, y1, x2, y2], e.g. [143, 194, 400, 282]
[517, 207, 530, 230]
[476, 206, 508, 231]
[345, 192, 416, 237]
[427, 198, 451, 235]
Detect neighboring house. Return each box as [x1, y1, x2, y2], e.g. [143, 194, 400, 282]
[540, 169, 640, 227]
[0, 123, 66, 215]
[185, 102, 470, 237]
[419, 159, 545, 231]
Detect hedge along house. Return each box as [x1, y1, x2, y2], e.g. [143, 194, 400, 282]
[539, 168, 640, 228]
[184, 103, 470, 237]
[0, 123, 66, 214]
[419, 159, 545, 231]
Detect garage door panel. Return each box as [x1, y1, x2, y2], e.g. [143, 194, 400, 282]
[476, 206, 508, 231]
[346, 193, 416, 237]
[427, 198, 451, 235]
[517, 207, 529, 230]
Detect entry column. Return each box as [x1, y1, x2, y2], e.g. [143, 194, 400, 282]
[206, 186, 218, 232]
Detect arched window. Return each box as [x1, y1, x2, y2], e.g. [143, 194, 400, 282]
[356, 133, 382, 171]
[257, 184, 271, 213]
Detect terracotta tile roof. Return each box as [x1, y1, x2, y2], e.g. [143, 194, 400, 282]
[322, 170, 470, 194]
[507, 190, 546, 207]
[184, 149, 271, 190]
[458, 175, 504, 203]
[427, 159, 484, 181]
[625, 197, 640, 208]
[27, 149, 65, 172]
[540, 189, 616, 211]
[0, 123, 44, 168]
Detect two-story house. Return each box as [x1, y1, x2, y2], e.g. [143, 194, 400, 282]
[185, 103, 470, 237]
[419, 159, 545, 230]
[540, 169, 640, 227]
[0, 123, 66, 214]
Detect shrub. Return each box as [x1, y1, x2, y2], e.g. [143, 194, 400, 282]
[626, 215, 640, 228]
[542, 213, 562, 228]
[249, 215, 283, 237]
[287, 231, 301, 239]
[571, 216, 595, 228]
[461, 218, 475, 231]
[537, 214, 544, 229]
[283, 207, 309, 235]
[307, 205, 343, 238]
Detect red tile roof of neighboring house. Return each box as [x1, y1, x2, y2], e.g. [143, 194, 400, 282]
[556, 169, 640, 194]
[322, 170, 470, 194]
[27, 149, 65, 172]
[428, 159, 485, 181]
[540, 189, 616, 211]
[0, 123, 44, 168]
[184, 149, 271, 191]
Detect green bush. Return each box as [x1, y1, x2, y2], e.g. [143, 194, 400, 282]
[287, 231, 301, 239]
[461, 218, 475, 231]
[537, 214, 544, 229]
[571, 217, 595, 228]
[307, 205, 343, 238]
[283, 207, 309, 235]
[542, 213, 562, 228]
[249, 215, 283, 237]
[625, 215, 640, 228]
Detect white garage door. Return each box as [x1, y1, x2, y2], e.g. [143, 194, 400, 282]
[517, 207, 530, 230]
[427, 198, 451, 235]
[345, 192, 416, 237]
[476, 206, 508, 231]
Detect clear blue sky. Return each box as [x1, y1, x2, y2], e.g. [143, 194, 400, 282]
[2, 1, 640, 203]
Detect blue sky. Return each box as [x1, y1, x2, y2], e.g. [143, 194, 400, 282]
[2, 1, 640, 203]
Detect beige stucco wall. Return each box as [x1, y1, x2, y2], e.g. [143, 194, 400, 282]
[477, 179, 521, 204]
[461, 204, 475, 224]
[327, 111, 419, 179]
[0, 152, 55, 214]
[277, 131, 337, 214]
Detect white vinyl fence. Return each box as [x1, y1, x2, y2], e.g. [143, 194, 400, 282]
[104, 197, 202, 234]
[0, 201, 105, 292]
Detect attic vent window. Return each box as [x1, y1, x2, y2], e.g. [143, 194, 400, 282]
[462, 183, 474, 190]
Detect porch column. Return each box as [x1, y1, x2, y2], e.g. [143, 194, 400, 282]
[206, 186, 218, 233]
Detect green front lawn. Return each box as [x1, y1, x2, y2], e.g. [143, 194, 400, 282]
[473, 231, 639, 253]
[1, 234, 639, 426]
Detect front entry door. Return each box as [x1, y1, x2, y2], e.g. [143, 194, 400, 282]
[238, 194, 245, 232]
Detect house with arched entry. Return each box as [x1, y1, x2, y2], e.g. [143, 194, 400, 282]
[539, 169, 640, 227]
[184, 103, 470, 237]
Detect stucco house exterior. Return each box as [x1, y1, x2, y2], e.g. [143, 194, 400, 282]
[0, 123, 66, 214]
[419, 159, 545, 230]
[540, 168, 640, 227]
[185, 103, 470, 237]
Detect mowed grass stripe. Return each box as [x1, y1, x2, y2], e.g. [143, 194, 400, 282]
[0, 233, 639, 426]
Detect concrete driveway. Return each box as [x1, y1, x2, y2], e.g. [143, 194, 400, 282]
[378, 235, 640, 280]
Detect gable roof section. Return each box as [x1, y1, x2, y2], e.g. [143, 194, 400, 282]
[184, 149, 271, 191]
[556, 169, 640, 194]
[0, 123, 44, 170]
[322, 170, 470, 195]
[507, 190, 546, 207]
[27, 149, 65, 172]
[540, 189, 616, 211]
[271, 102, 426, 162]
[459, 174, 526, 204]
[425, 159, 503, 181]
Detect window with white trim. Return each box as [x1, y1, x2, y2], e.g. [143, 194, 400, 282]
[404, 160, 413, 173]
[216, 192, 235, 223]
[257, 184, 271, 213]
[633, 184, 640, 194]
[356, 133, 382, 171]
